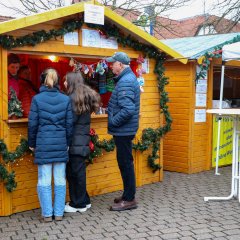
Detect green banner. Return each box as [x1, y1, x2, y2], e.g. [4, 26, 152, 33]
[212, 116, 233, 167]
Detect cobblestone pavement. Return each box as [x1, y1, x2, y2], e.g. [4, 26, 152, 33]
[1, 166, 240, 240]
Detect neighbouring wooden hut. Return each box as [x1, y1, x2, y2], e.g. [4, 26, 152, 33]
[0, 1, 185, 215]
[162, 33, 240, 174]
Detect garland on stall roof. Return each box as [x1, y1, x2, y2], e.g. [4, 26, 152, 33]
[0, 17, 172, 191]
[0, 19, 84, 49]
[196, 35, 240, 83]
[0, 139, 30, 192]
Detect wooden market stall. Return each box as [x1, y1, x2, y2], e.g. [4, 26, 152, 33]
[162, 33, 240, 174]
[0, 1, 185, 215]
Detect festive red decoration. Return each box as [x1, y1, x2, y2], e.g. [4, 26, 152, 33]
[90, 128, 96, 136]
[89, 141, 94, 152]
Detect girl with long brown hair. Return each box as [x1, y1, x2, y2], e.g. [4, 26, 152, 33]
[64, 72, 100, 213]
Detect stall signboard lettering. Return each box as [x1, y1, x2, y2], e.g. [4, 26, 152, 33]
[64, 32, 79, 45]
[196, 79, 207, 94]
[212, 116, 235, 167]
[82, 29, 118, 49]
[196, 93, 207, 107]
[142, 58, 150, 73]
[84, 4, 104, 25]
[82, 29, 101, 48]
[101, 37, 118, 49]
[194, 109, 206, 122]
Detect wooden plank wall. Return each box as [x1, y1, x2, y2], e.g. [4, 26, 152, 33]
[163, 61, 211, 174]
[140, 58, 162, 184]
[163, 61, 193, 173]
[0, 17, 162, 215]
[190, 63, 212, 173]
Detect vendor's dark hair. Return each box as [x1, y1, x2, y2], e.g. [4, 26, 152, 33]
[66, 72, 100, 114]
[8, 53, 20, 65]
[18, 65, 29, 75]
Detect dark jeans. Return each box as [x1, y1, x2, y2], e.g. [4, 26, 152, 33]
[114, 135, 136, 201]
[66, 155, 90, 208]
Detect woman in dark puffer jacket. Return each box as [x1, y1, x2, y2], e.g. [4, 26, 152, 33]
[28, 68, 73, 222]
[64, 72, 100, 213]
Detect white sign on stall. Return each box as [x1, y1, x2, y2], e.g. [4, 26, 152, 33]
[82, 29, 101, 48]
[194, 109, 206, 123]
[64, 32, 79, 45]
[196, 93, 207, 107]
[84, 4, 104, 25]
[196, 79, 207, 94]
[101, 37, 118, 49]
[82, 29, 118, 49]
[142, 58, 150, 73]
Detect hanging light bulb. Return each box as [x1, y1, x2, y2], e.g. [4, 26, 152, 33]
[48, 55, 57, 62]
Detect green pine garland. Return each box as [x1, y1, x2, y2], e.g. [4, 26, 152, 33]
[0, 17, 172, 191]
[0, 138, 30, 192]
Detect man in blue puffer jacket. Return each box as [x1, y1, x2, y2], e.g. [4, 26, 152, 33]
[106, 52, 140, 211]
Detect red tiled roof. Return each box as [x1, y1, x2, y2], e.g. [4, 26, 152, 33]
[112, 9, 240, 40]
[0, 16, 13, 22]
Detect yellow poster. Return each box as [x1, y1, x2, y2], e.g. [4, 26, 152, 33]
[212, 116, 233, 167]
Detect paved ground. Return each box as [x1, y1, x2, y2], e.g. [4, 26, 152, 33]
[1, 166, 240, 240]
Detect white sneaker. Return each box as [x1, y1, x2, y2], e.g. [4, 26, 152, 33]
[64, 204, 87, 213]
[86, 203, 91, 209]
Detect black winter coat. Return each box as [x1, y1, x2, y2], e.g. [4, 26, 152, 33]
[69, 112, 91, 158]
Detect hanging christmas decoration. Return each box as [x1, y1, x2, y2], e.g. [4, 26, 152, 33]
[8, 87, 23, 119]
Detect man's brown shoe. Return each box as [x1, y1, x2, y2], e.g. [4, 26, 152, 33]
[110, 200, 137, 211]
[114, 196, 122, 203]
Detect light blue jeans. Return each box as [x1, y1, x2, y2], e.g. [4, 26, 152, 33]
[37, 162, 66, 217]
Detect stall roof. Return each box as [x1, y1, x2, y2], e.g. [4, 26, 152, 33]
[162, 32, 240, 61]
[0, 0, 187, 63]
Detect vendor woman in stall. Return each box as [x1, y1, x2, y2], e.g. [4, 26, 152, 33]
[8, 53, 20, 99]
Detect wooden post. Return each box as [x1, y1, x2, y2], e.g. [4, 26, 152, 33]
[0, 48, 12, 216]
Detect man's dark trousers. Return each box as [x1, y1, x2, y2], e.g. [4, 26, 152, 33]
[114, 135, 136, 201]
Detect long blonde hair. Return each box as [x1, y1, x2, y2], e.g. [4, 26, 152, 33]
[42, 68, 59, 88]
[66, 72, 100, 114]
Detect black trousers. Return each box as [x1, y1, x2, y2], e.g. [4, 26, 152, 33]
[66, 155, 90, 208]
[114, 135, 136, 201]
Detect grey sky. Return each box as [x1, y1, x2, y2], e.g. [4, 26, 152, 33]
[0, 0, 218, 20]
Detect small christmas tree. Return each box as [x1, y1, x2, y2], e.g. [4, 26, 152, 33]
[8, 87, 23, 118]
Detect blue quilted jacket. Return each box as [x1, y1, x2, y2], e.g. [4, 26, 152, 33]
[108, 67, 140, 136]
[28, 85, 73, 165]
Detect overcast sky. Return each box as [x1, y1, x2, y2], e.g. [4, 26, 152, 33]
[0, 0, 218, 20]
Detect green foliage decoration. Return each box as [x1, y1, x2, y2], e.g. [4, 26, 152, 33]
[0, 139, 30, 192]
